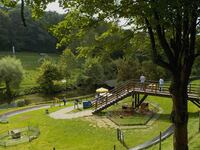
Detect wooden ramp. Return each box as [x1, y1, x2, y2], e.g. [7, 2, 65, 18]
[92, 80, 200, 113]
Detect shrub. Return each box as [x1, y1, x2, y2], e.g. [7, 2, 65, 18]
[16, 100, 26, 107]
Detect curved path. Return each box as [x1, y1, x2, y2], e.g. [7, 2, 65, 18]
[129, 125, 173, 150]
[0, 104, 50, 118]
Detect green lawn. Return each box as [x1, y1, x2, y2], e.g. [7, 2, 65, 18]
[0, 107, 125, 150]
[0, 95, 198, 149]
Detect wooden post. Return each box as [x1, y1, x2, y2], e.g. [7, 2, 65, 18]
[132, 94, 135, 109]
[155, 83, 158, 94]
[138, 94, 140, 105]
[159, 131, 162, 150]
[198, 113, 200, 132]
[95, 100, 97, 110]
[114, 145, 116, 150]
[135, 93, 137, 108]
[117, 128, 120, 140]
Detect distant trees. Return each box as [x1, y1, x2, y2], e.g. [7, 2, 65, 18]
[0, 6, 64, 52]
[141, 61, 168, 81]
[0, 56, 24, 102]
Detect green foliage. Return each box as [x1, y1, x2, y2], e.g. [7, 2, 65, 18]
[141, 61, 168, 80]
[82, 57, 104, 88]
[37, 59, 62, 94]
[16, 99, 26, 107]
[0, 56, 24, 102]
[59, 49, 77, 87]
[116, 58, 140, 82]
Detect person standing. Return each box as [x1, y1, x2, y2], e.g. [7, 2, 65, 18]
[140, 74, 146, 90]
[62, 97, 67, 106]
[159, 78, 164, 91]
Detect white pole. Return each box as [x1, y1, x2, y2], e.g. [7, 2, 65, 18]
[12, 46, 15, 55]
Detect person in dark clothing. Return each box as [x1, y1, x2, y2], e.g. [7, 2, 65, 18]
[62, 97, 67, 106]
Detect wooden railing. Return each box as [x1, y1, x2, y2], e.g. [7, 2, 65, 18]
[93, 80, 200, 111]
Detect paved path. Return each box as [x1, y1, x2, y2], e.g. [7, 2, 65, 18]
[49, 105, 93, 119]
[0, 104, 50, 118]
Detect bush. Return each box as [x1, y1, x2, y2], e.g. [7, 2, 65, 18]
[16, 99, 26, 107]
[16, 86, 42, 96]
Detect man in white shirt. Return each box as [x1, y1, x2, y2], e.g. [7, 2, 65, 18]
[159, 78, 164, 91]
[140, 74, 146, 90]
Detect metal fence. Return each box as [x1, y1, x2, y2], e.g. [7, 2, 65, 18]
[0, 126, 40, 147]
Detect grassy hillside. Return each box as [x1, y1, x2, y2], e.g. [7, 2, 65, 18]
[0, 52, 59, 89]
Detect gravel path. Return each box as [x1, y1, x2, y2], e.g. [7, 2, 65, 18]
[49, 105, 93, 119]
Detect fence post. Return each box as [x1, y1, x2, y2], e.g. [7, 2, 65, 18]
[117, 128, 120, 140]
[114, 145, 116, 150]
[159, 131, 162, 150]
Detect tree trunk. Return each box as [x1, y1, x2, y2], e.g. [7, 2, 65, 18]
[170, 77, 189, 150]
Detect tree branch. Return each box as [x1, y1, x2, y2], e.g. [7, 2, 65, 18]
[21, 0, 26, 27]
[153, 11, 175, 66]
[145, 17, 172, 71]
[189, 3, 198, 58]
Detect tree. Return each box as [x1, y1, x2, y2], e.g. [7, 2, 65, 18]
[141, 60, 168, 81]
[59, 49, 77, 88]
[37, 59, 61, 94]
[82, 57, 104, 89]
[0, 56, 24, 102]
[116, 57, 140, 82]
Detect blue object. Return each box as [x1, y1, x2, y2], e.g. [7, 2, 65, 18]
[83, 101, 92, 109]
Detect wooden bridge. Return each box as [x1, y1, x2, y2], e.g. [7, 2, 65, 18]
[92, 80, 200, 113]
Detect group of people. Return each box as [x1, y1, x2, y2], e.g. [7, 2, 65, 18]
[53, 97, 67, 106]
[52, 97, 81, 109]
[140, 74, 164, 91]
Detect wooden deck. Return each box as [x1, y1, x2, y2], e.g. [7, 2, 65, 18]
[92, 80, 200, 113]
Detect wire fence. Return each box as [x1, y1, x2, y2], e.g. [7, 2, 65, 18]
[0, 126, 40, 147]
